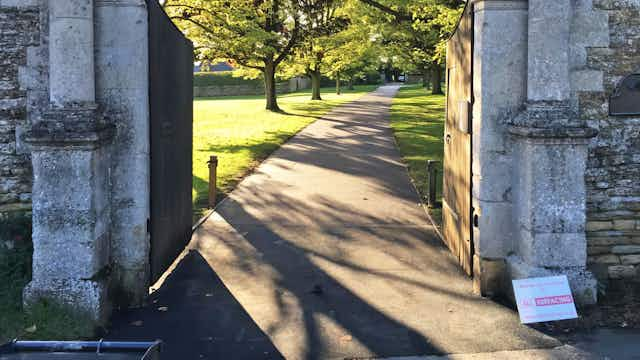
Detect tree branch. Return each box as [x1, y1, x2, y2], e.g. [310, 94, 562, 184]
[358, 0, 412, 21]
[274, 16, 301, 65]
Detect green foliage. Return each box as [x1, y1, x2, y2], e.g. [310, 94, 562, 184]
[193, 71, 263, 87]
[359, 0, 463, 76]
[283, 0, 350, 75]
[165, 0, 302, 69]
[0, 212, 31, 244]
[390, 84, 445, 225]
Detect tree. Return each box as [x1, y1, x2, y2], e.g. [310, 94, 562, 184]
[283, 0, 349, 100]
[324, 29, 382, 93]
[166, 0, 304, 112]
[358, 0, 462, 94]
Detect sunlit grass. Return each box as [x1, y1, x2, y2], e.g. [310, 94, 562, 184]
[192, 85, 378, 220]
[390, 84, 445, 225]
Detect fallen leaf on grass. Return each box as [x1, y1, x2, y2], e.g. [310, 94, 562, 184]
[25, 325, 37, 333]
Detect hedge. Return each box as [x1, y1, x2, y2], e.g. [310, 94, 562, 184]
[193, 71, 263, 87]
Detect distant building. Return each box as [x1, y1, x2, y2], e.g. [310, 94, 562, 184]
[194, 61, 234, 73]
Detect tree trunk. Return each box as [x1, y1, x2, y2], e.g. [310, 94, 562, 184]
[431, 65, 443, 95]
[264, 61, 280, 112]
[422, 68, 429, 88]
[311, 68, 322, 100]
[348, 78, 354, 90]
[336, 72, 341, 95]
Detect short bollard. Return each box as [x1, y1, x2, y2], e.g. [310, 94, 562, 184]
[426, 160, 439, 208]
[208, 155, 218, 208]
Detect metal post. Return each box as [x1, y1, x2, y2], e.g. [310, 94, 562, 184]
[426, 160, 439, 208]
[208, 155, 218, 207]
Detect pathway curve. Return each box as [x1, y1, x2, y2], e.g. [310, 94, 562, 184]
[108, 85, 558, 359]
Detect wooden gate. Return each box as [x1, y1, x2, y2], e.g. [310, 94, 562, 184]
[443, 3, 473, 276]
[148, 0, 194, 283]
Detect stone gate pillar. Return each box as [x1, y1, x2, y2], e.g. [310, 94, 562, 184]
[506, 0, 598, 304]
[471, 0, 528, 296]
[23, 0, 114, 323]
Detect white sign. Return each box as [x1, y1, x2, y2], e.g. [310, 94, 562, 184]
[512, 275, 578, 324]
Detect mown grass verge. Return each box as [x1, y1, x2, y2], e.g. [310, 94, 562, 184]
[390, 84, 445, 226]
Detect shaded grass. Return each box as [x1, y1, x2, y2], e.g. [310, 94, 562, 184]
[390, 84, 445, 226]
[193, 85, 378, 220]
[0, 212, 94, 343]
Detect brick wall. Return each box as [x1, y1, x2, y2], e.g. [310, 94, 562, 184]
[0, 2, 40, 213]
[582, 0, 640, 283]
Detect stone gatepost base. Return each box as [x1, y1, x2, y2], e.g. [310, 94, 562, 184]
[507, 110, 598, 305]
[23, 107, 114, 324]
[507, 255, 598, 305]
[473, 256, 506, 298]
[23, 279, 109, 322]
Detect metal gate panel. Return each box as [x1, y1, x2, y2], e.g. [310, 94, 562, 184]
[443, 3, 473, 276]
[148, 0, 194, 283]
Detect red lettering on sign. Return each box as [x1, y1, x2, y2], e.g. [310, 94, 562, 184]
[534, 295, 573, 306]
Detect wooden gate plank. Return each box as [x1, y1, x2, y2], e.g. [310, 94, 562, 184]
[443, 3, 473, 276]
[148, 0, 194, 283]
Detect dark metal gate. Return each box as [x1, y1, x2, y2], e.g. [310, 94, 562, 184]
[443, 2, 473, 276]
[148, 0, 194, 283]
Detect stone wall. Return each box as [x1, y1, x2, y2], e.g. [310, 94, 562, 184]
[194, 78, 310, 98]
[581, 0, 640, 283]
[194, 83, 268, 97]
[0, 1, 41, 213]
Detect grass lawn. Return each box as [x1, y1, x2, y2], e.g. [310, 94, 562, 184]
[193, 85, 378, 220]
[390, 84, 445, 225]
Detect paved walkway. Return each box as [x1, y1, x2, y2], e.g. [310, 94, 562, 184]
[109, 85, 562, 359]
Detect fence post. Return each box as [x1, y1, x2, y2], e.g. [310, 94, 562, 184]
[426, 160, 439, 208]
[208, 155, 218, 207]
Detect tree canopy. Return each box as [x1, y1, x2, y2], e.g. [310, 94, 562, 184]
[165, 0, 465, 110]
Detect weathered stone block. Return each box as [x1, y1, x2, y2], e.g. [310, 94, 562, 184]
[608, 265, 636, 279]
[527, 0, 571, 101]
[31, 230, 109, 280]
[613, 219, 636, 230]
[0, 0, 39, 8]
[588, 254, 620, 264]
[521, 232, 587, 267]
[95, 0, 152, 307]
[620, 254, 640, 265]
[472, 200, 513, 258]
[586, 220, 613, 231]
[473, 255, 505, 298]
[571, 70, 604, 92]
[23, 278, 110, 324]
[587, 245, 610, 255]
[611, 245, 640, 254]
[507, 255, 597, 305]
